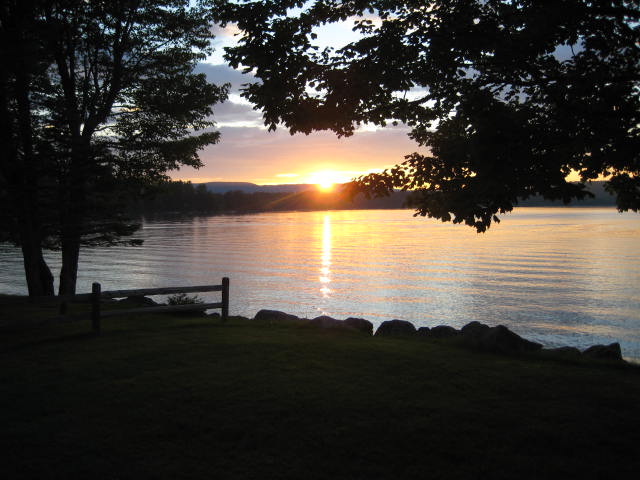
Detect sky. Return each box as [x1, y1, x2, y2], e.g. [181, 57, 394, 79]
[170, 21, 419, 186]
[169, 13, 592, 187]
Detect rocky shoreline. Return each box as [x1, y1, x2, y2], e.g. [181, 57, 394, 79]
[118, 297, 627, 363]
[0, 295, 627, 363]
[252, 309, 625, 363]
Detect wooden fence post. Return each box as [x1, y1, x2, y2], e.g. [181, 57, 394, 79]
[221, 277, 229, 321]
[91, 282, 101, 334]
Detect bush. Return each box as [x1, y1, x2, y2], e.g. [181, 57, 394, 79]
[167, 293, 204, 306]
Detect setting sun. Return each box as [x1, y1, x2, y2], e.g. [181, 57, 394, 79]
[317, 181, 334, 191]
[308, 171, 345, 191]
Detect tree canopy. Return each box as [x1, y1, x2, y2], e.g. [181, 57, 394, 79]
[213, 0, 640, 231]
[1, 0, 228, 295]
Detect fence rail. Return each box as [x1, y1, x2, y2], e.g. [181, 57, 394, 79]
[99, 284, 225, 299]
[1, 278, 230, 335]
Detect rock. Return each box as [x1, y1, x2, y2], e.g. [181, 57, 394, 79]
[308, 316, 374, 335]
[416, 327, 431, 337]
[429, 325, 459, 338]
[344, 317, 374, 335]
[118, 295, 158, 306]
[474, 325, 543, 354]
[374, 319, 416, 337]
[254, 309, 302, 324]
[583, 343, 623, 362]
[309, 315, 344, 329]
[542, 346, 582, 358]
[460, 321, 490, 339]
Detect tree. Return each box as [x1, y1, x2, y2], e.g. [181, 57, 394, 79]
[212, 0, 639, 231]
[1, 0, 229, 295]
[1, 0, 56, 295]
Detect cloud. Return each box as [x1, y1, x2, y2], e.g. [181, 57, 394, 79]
[211, 23, 241, 40]
[194, 63, 263, 127]
[184, 65, 423, 185]
[189, 16, 427, 186]
[194, 63, 258, 92]
[276, 173, 300, 178]
[172, 124, 422, 185]
[208, 22, 245, 64]
[212, 100, 262, 128]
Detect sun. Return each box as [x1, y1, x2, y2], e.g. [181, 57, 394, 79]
[317, 180, 334, 191]
[308, 171, 341, 192]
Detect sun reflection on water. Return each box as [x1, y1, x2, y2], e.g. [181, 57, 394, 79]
[320, 214, 332, 297]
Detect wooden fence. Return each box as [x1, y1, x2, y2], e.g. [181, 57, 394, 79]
[1, 278, 229, 335]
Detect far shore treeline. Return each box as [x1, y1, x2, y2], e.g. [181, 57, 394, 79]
[128, 181, 409, 215]
[128, 180, 617, 216]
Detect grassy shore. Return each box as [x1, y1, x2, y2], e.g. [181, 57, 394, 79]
[1, 309, 639, 479]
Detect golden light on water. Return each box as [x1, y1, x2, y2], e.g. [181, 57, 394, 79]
[320, 214, 332, 298]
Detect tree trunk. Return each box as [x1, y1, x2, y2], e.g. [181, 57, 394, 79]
[58, 235, 80, 296]
[58, 140, 87, 297]
[58, 183, 83, 295]
[1, 4, 55, 298]
[20, 236, 54, 297]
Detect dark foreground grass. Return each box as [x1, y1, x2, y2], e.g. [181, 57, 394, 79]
[1, 311, 639, 479]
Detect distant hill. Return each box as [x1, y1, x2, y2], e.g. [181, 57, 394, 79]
[517, 181, 616, 207]
[202, 182, 315, 194]
[130, 180, 619, 216]
[201, 181, 616, 207]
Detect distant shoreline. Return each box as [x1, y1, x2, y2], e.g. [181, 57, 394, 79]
[130, 180, 617, 216]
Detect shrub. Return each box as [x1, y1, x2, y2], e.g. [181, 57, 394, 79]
[167, 293, 204, 306]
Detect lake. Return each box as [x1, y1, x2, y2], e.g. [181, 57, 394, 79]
[1, 208, 639, 361]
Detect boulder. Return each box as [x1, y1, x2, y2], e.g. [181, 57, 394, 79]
[344, 317, 374, 335]
[254, 309, 302, 324]
[309, 315, 344, 329]
[582, 343, 623, 362]
[429, 325, 460, 339]
[474, 325, 543, 354]
[460, 321, 490, 339]
[416, 327, 431, 337]
[374, 319, 417, 337]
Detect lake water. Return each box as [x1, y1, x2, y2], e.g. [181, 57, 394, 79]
[1, 208, 639, 361]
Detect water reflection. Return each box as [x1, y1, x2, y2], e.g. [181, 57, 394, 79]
[1, 209, 639, 360]
[320, 214, 332, 298]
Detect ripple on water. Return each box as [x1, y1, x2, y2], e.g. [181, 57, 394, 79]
[1, 208, 639, 358]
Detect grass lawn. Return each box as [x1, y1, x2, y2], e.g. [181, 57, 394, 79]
[1, 309, 639, 479]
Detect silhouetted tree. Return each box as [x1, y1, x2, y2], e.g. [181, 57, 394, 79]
[1, 0, 228, 296]
[213, 0, 639, 231]
[1, 0, 58, 295]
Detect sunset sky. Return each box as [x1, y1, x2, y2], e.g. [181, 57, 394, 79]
[170, 15, 592, 187]
[171, 21, 420, 186]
